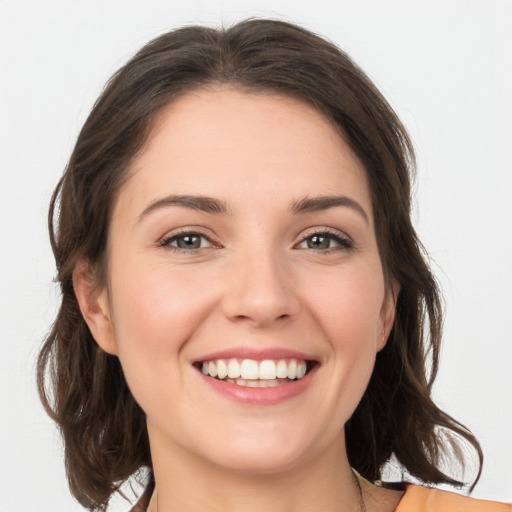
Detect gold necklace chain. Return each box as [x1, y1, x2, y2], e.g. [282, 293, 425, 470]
[154, 471, 366, 512]
[353, 471, 368, 512]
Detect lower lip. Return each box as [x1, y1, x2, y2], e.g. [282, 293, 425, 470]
[199, 366, 318, 406]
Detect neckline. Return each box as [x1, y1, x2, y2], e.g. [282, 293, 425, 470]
[130, 480, 409, 512]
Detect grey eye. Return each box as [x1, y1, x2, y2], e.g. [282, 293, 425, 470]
[308, 235, 332, 249]
[176, 234, 202, 249]
[301, 234, 339, 250]
[165, 233, 211, 250]
[298, 231, 353, 251]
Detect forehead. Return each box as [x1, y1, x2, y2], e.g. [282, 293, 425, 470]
[119, 87, 371, 218]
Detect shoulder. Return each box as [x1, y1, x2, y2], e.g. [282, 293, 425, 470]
[395, 484, 511, 512]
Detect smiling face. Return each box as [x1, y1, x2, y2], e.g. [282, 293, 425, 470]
[77, 87, 396, 475]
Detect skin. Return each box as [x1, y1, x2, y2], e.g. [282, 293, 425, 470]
[75, 87, 403, 512]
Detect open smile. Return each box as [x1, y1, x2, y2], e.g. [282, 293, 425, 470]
[194, 357, 320, 405]
[196, 358, 314, 388]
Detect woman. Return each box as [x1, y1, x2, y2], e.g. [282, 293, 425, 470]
[37, 19, 511, 512]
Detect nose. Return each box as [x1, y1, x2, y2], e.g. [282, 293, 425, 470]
[221, 247, 300, 328]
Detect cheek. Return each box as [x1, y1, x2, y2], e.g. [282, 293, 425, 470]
[290, 264, 386, 430]
[107, 262, 218, 389]
[106, 262, 223, 419]
[111, 263, 206, 341]
[306, 264, 386, 347]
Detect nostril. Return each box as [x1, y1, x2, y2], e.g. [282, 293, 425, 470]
[221, 269, 299, 327]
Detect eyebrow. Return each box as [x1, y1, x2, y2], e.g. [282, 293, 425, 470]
[138, 194, 228, 221]
[291, 195, 369, 224]
[138, 193, 369, 224]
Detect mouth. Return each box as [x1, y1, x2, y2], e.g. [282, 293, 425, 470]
[194, 358, 317, 388]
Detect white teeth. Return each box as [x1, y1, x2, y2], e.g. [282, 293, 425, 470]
[276, 360, 288, 378]
[230, 377, 286, 387]
[216, 359, 228, 379]
[240, 359, 259, 380]
[259, 360, 276, 380]
[200, 357, 311, 384]
[287, 359, 297, 379]
[208, 361, 218, 378]
[227, 359, 241, 379]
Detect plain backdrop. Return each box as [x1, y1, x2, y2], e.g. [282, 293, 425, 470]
[0, 1, 511, 510]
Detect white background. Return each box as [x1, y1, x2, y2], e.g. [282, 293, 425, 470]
[0, 1, 511, 510]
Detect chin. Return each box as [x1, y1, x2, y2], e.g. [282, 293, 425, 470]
[195, 424, 332, 476]
[209, 447, 310, 476]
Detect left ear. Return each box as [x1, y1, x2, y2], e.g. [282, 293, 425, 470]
[377, 280, 400, 351]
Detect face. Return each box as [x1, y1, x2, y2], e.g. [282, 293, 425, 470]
[79, 88, 395, 475]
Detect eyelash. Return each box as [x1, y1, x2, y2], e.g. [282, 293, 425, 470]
[159, 228, 353, 254]
[160, 229, 215, 252]
[297, 229, 354, 253]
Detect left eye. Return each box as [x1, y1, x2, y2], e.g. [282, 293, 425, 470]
[299, 233, 350, 250]
[162, 233, 211, 250]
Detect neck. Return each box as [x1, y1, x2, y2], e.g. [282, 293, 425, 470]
[147, 427, 363, 512]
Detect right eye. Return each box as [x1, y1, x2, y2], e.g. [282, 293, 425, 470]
[160, 232, 213, 251]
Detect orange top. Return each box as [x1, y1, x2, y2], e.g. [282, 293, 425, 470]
[396, 485, 511, 512]
[130, 483, 511, 511]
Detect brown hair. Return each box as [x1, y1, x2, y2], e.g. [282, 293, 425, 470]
[37, 18, 482, 511]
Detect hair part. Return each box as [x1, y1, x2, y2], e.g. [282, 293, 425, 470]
[38, 18, 482, 511]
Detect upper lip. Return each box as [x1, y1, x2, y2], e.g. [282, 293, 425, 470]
[193, 347, 318, 363]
